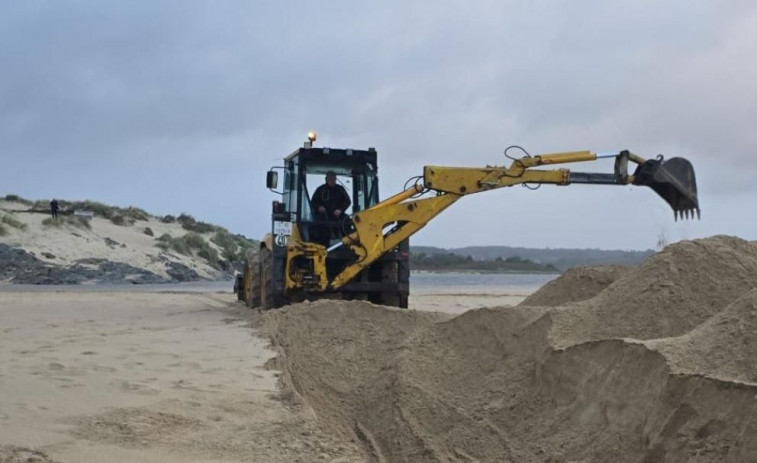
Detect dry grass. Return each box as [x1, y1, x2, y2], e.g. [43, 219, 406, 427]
[0, 214, 27, 231]
[3, 194, 33, 205]
[211, 229, 257, 261]
[42, 216, 91, 230]
[156, 233, 220, 268]
[177, 213, 218, 233]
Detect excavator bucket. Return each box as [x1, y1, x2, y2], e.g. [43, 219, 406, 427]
[632, 156, 700, 220]
[633, 156, 700, 220]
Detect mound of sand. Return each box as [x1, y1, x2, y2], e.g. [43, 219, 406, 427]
[262, 235, 757, 462]
[264, 301, 447, 440]
[648, 288, 757, 383]
[546, 235, 757, 346]
[519, 265, 629, 307]
[265, 301, 757, 461]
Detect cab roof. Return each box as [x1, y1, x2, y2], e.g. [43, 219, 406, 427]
[284, 147, 378, 165]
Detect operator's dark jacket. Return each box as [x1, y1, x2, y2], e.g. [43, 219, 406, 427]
[311, 183, 351, 219]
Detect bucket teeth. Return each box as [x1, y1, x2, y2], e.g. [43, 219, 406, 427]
[674, 207, 701, 221]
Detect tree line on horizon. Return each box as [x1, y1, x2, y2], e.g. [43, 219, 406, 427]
[410, 252, 559, 273]
[410, 244, 652, 271]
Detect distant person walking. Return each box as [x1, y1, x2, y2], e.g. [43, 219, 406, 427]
[49, 199, 59, 219]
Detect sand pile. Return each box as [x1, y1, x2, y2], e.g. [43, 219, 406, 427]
[647, 288, 757, 383]
[519, 265, 629, 307]
[264, 300, 448, 452]
[263, 235, 757, 462]
[546, 235, 757, 346]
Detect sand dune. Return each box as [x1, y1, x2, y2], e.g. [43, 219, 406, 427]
[0, 199, 230, 283]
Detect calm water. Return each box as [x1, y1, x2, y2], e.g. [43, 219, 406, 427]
[410, 271, 557, 295]
[0, 272, 558, 294]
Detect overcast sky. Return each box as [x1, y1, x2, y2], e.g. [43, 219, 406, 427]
[1, 1, 755, 250]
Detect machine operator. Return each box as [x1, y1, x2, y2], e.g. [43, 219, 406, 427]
[311, 171, 351, 246]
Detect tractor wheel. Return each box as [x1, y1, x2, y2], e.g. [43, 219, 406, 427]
[259, 246, 289, 310]
[379, 261, 401, 308]
[235, 273, 245, 301]
[259, 246, 275, 310]
[243, 249, 261, 308]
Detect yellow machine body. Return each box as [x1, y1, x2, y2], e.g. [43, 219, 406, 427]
[241, 146, 699, 309]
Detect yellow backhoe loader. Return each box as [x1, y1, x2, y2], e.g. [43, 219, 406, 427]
[237, 134, 699, 309]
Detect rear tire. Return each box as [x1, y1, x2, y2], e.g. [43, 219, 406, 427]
[235, 274, 245, 301]
[259, 247, 274, 309]
[243, 249, 261, 308]
[259, 247, 288, 309]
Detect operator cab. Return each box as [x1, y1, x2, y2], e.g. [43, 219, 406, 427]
[267, 135, 380, 245]
[257, 133, 409, 308]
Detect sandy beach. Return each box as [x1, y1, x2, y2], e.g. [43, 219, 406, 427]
[0, 286, 518, 463]
[0, 291, 364, 463]
[3, 236, 757, 462]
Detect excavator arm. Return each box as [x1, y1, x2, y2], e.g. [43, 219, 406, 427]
[323, 149, 699, 290]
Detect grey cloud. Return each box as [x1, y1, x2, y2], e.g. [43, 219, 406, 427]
[1, 1, 755, 249]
